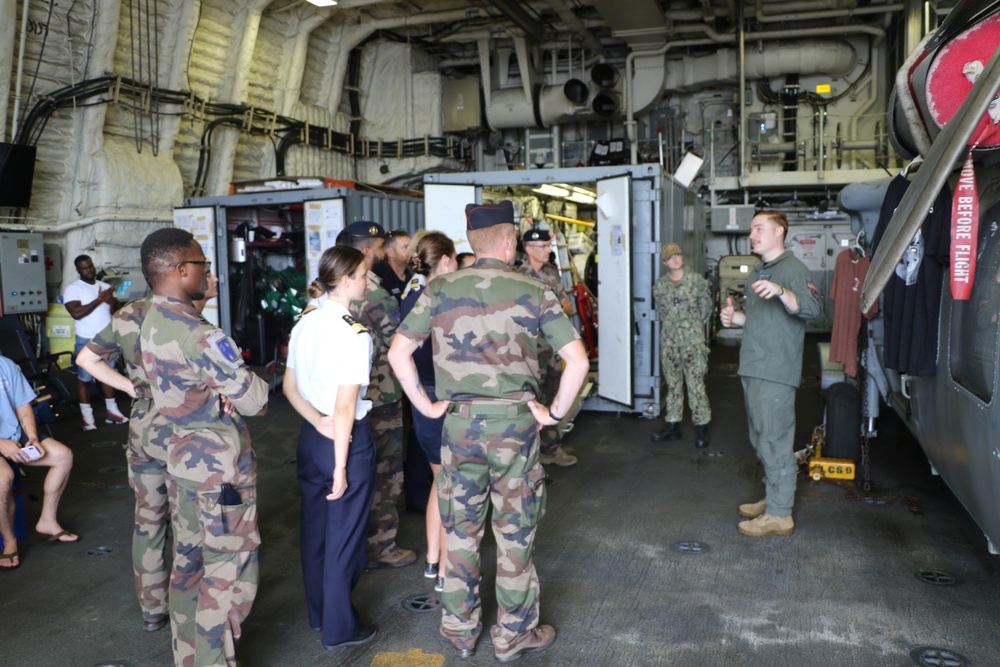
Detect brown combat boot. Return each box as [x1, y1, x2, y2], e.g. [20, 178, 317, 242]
[495, 624, 556, 663]
[540, 447, 577, 467]
[738, 513, 794, 537]
[365, 545, 417, 569]
[738, 498, 767, 519]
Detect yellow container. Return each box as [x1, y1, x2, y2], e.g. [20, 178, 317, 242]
[45, 303, 76, 368]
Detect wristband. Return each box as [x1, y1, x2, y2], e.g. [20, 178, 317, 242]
[548, 408, 565, 422]
[778, 286, 785, 296]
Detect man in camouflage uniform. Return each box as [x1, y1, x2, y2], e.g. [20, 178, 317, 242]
[78, 297, 172, 632]
[77, 278, 222, 636]
[388, 201, 589, 662]
[651, 243, 714, 447]
[137, 228, 268, 667]
[336, 220, 416, 568]
[517, 228, 579, 467]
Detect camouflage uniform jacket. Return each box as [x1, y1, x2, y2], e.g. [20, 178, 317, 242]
[351, 271, 403, 406]
[139, 295, 268, 485]
[87, 297, 153, 400]
[516, 262, 567, 367]
[86, 298, 163, 454]
[397, 258, 580, 402]
[652, 271, 713, 348]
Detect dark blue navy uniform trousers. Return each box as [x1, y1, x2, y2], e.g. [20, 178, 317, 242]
[297, 416, 377, 646]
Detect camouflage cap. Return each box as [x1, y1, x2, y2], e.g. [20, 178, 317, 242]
[661, 243, 683, 261]
[343, 220, 386, 238]
[523, 228, 551, 243]
[466, 201, 514, 230]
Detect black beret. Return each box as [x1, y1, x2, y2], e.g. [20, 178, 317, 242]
[466, 201, 514, 230]
[523, 228, 551, 242]
[343, 220, 386, 238]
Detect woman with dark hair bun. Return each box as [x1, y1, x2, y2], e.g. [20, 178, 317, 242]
[283, 245, 379, 650]
[400, 231, 456, 592]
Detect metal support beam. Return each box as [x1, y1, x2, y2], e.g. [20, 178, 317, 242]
[487, 0, 547, 44]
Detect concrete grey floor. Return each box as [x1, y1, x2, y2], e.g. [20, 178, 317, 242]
[3, 338, 999, 667]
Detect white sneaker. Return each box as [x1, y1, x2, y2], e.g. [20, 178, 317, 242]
[82, 417, 97, 432]
[104, 409, 129, 425]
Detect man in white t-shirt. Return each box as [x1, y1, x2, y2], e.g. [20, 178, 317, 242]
[63, 254, 128, 431]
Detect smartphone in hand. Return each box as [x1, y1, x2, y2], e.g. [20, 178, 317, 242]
[20, 444, 43, 461]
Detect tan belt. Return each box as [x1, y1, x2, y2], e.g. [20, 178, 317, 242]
[448, 402, 531, 418]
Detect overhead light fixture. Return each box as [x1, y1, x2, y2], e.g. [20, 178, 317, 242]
[306, 0, 337, 6]
[532, 184, 570, 198]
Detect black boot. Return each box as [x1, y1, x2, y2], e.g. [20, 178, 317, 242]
[695, 424, 709, 449]
[651, 422, 682, 442]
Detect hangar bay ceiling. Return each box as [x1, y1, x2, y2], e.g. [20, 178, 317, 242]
[0, 0, 961, 270]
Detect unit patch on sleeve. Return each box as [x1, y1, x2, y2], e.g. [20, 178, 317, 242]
[343, 314, 369, 334]
[206, 330, 244, 370]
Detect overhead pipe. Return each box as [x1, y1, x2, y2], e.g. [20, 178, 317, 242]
[738, 2, 746, 181]
[663, 41, 857, 90]
[754, 0, 905, 23]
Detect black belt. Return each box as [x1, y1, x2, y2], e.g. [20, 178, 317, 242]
[448, 402, 531, 418]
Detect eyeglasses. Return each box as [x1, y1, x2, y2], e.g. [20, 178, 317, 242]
[170, 260, 212, 270]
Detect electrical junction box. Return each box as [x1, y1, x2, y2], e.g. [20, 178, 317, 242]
[443, 78, 482, 133]
[0, 231, 47, 315]
[711, 205, 756, 233]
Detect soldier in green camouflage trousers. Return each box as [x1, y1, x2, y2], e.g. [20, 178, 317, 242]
[336, 220, 415, 567]
[517, 228, 578, 467]
[81, 297, 172, 631]
[651, 244, 714, 446]
[78, 281, 223, 638]
[138, 229, 269, 667]
[389, 202, 589, 662]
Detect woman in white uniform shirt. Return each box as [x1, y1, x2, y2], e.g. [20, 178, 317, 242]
[283, 245, 378, 650]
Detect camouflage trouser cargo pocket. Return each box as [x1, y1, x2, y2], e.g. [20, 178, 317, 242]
[521, 465, 548, 527]
[197, 485, 261, 553]
[495, 464, 548, 532]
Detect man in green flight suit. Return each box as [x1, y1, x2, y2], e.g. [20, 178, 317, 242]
[720, 211, 820, 537]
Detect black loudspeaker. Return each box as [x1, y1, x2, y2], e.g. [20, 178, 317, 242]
[0, 143, 37, 208]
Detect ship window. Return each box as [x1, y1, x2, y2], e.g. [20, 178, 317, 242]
[950, 211, 1000, 403]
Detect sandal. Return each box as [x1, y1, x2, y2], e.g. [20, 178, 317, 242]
[0, 550, 19, 571]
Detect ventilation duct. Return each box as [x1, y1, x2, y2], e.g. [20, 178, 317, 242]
[664, 40, 857, 92]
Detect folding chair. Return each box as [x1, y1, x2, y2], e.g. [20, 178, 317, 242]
[0, 315, 78, 413]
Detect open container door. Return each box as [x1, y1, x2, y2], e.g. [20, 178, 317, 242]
[596, 174, 633, 406]
[425, 183, 479, 253]
[174, 206, 220, 327]
[303, 198, 346, 286]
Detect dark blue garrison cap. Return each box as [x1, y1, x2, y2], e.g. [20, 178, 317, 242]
[523, 228, 551, 242]
[343, 220, 386, 238]
[466, 201, 514, 230]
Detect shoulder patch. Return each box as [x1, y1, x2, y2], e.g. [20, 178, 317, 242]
[206, 331, 243, 370]
[343, 314, 369, 334]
